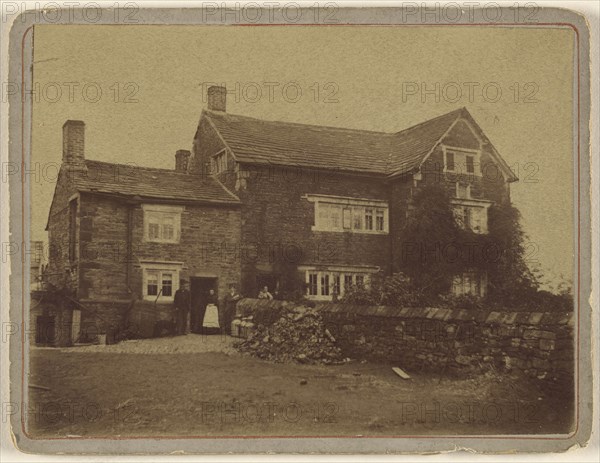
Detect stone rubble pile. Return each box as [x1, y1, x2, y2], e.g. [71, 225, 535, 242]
[235, 305, 345, 364]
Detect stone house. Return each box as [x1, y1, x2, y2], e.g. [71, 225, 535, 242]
[45, 86, 517, 340]
[191, 86, 517, 300]
[45, 120, 241, 341]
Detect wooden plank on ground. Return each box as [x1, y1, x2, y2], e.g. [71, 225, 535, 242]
[392, 367, 411, 380]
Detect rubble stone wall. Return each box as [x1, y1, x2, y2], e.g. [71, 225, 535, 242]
[236, 299, 574, 382]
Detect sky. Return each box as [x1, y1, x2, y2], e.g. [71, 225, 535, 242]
[30, 25, 576, 290]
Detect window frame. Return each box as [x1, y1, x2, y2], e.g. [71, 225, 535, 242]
[140, 261, 183, 303]
[451, 271, 488, 297]
[142, 204, 183, 244]
[443, 145, 482, 177]
[212, 149, 228, 174]
[450, 198, 492, 234]
[304, 194, 389, 235]
[301, 266, 379, 301]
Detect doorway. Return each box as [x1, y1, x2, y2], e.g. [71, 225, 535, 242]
[190, 277, 218, 333]
[256, 273, 279, 299]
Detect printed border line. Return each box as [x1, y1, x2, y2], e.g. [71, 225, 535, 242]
[18, 20, 582, 442]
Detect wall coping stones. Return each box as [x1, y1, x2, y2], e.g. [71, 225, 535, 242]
[235, 299, 574, 327]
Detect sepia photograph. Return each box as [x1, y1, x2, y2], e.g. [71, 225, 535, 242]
[2, 3, 595, 457]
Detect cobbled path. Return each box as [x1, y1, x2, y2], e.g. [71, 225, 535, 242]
[45, 334, 240, 355]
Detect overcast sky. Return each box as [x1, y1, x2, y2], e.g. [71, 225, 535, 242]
[30, 25, 576, 289]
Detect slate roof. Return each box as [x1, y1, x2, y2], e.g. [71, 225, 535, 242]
[205, 107, 518, 182]
[205, 110, 394, 174]
[204, 107, 479, 176]
[69, 160, 240, 204]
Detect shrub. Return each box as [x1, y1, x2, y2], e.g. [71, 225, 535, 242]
[341, 272, 427, 307]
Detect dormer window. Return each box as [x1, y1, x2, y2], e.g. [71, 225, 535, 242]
[212, 150, 227, 174]
[443, 146, 481, 176]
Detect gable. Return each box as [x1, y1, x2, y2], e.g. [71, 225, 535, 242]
[441, 119, 481, 150]
[417, 115, 518, 183]
[45, 167, 77, 231]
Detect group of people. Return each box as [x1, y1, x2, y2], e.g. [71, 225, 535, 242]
[172, 281, 241, 335]
[172, 281, 276, 335]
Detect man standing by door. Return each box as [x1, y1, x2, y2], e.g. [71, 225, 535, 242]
[174, 279, 191, 335]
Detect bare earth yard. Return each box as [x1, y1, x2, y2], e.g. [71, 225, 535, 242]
[27, 335, 573, 438]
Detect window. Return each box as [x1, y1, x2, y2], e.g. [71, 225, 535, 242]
[444, 147, 480, 176]
[141, 263, 182, 302]
[306, 195, 389, 234]
[143, 205, 183, 243]
[212, 150, 227, 174]
[321, 274, 330, 296]
[375, 210, 385, 231]
[451, 199, 491, 234]
[147, 272, 159, 296]
[302, 267, 377, 300]
[353, 208, 363, 230]
[466, 155, 475, 174]
[446, 151, 455, 171]
[452, 271, 487, 297]
[365, 209, 373, 230]
[308, 272, 318, 296]
[332, 274, 341, 295]
[344, 274, 353, 290]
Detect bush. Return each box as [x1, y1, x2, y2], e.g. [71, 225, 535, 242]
[341, 272, 428, 307]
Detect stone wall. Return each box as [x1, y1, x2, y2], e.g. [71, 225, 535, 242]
[46, 167, 79, 293]
[234, 164, 392, 296]
[236, 299, 574, 383]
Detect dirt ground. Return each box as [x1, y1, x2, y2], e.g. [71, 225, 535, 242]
[27, 335, 574, 438]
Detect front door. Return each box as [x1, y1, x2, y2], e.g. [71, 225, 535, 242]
[190, 277, 218, 333]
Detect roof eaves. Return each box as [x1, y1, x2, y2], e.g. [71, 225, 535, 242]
[78, 188, 241, 206]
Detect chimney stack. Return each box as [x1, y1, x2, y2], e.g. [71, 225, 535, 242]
[62, 120, 86, 165]
[207, 86, 226, 112]
[175, 149, 191, 172]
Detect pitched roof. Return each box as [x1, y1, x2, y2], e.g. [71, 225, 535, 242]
[205, 110, 393, 174]
[69, 160, 240, 204]
[387, 109, 465, 175]
[204, 107, 517, 181]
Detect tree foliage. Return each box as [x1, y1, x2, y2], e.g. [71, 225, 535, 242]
[342, 182, 573, 312]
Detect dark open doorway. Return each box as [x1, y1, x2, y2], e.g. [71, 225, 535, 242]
[255, 273, 279, 298]
[190, 277, 218, 333]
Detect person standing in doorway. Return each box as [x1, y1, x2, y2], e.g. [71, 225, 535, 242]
[257, 286, 273, 300]
[202, 289, 220, 335]
[173, 279, 191, 335]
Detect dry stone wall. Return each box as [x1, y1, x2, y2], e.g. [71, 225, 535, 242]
[236, 299, 574, 384]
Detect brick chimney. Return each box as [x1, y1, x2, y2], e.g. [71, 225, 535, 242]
[62, 120, 86, 165]
[175, 149, 191, 172]
[207, 86, 226, 112]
